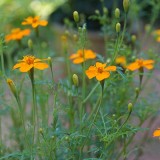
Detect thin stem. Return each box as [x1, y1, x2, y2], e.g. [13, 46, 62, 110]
[0, 48, 5, 76]
[82, 82, 100, 104]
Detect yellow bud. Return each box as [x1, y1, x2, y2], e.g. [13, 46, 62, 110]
[72, 74, 79, 87]
[28, 39, 33, 49]
[123, 0, 130, 13]
[39, 128, 43, 134]
[73, 34, 78, 42]
[7, 78, 17, 98]
[73, 11, 79, 23]
[116, 23, 121, 33]
[131, 35, 136, 43]
[128, 103, 133, 112]
[115, 8, 120, 18]
[61, 35, 67, 43]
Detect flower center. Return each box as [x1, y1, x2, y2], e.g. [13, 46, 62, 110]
[97, 67, 103, 73]
[25, 56, 35, 65]
[33, 18, 38, 23]
[137, 59, 143, 66]
[78, 50, 85, 58]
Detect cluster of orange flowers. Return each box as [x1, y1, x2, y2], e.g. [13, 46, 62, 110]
[5, 16, 48, 42]
[69, 49, 155, 81]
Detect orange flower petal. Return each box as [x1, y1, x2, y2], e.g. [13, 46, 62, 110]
[127, 62, 140, 71]
[85, 50, 96, 59]
[143, 60, 154, 65]
[39, 20, 48, 26]
[96, 72, 110, 81]
[153, 128, 160, 137]
[69, 53, 79, 59]
[105, 66, 116, 71]
[96, 62, 106, 68]
[144, 64, 154, 70]
[73, 58, 84, 64]
[32, 23, 39, 28]
[85, 66, 97, 79]
[34, 63, 49, 70]
[13, 63, 25, 70]
[19, 64, 33, 72]
[115, 56, 126, 65]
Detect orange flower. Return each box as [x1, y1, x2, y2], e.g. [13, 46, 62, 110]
[85, 62, 116, 81]
[115, 56, 126, 67]
[127, 59, 154, 71]
[22, 16, 48, 28]
[153, 29, 160, 42]
[153, 128, 160, 137]
[70, 49, 96, 64]
[5, 28, 30, 42]
[13, 55, 49, 72]
[153, 29, 160, 36]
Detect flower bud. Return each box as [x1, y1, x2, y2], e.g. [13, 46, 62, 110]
[65, 136, 69, 141]
[48, 57, 52, 68]
[128, 103, 133, 112]
[123, 0, 130, 13]
[28, 39, 33, 49]
[95, 10, 100, 15]
[39, 128, 43, 134]
[115, 8, 120, 18]
[73, 11, 79, 23]
[72, 74, 79, 87]
[131, 35, 136, 43]
[103, 7, 108, 15]
[73, 34, 78, 42]
[7, 78, 17, 98]
[135, 87, 140, 96]
[116, 23, 121, 33]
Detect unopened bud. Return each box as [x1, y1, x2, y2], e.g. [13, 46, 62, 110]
[39, 128, 43, 134]
[73, 11, 79, 23]
[116, 23, 121, 33]
[95, 10, 100, 15]
[135, 87, 140, 95]
[115, 8, 120, 18]
[131, 35, 136, 43]
[28, 39, 33, 49]
[103, 7, 108, 15]
[123, 0, 130, 13]
[128, 103, 133, 112]
[48, 57, 52, 67]
[73, 34, 78, 41]
[7, 78, 17, 98]
[72, 74, 79, 87]
[65, 30, 70, 36]
[65, 136, 69, 141]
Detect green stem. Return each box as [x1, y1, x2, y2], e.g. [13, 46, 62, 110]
[79, 88, 103, 159]
[0, 48, 5, 76]
[29, 69, 36, 159]
[82, 82, 100, 104]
